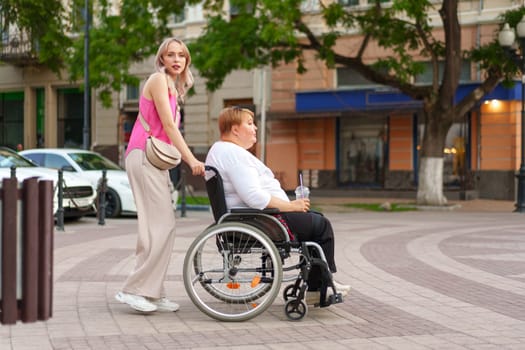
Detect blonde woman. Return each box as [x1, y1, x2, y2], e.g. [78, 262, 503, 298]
[116, 38, 205, 313]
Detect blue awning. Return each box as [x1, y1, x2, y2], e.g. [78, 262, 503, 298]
[295, 82, 522, 114]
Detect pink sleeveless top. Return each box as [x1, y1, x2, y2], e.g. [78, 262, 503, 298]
[125, 94, 179, 156]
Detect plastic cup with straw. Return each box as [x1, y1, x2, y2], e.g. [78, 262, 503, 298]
[295, 173, 310, 199]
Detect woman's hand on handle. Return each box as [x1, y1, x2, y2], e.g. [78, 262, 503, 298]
[189, 160, 205, 176]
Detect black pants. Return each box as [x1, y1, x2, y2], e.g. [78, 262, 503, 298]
[280, 211, 337, 290]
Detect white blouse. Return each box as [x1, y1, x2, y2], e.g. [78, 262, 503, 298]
[205, 141, 289, 210]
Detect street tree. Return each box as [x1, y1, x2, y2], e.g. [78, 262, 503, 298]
[187, 0, 523, 206]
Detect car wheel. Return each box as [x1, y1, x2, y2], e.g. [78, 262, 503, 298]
[102, 188, 122, 218]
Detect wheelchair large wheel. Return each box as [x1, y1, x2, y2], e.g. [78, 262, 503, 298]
[183, 222, 283, 322]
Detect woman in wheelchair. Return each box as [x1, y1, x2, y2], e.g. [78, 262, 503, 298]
[205, 106, 351, 305]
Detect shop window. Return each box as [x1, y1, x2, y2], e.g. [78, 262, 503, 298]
[36, 88, 45, 147]
[338, 116, 387, 186]
[0, 92, 24, 150]
[417, 120, 469, 187]
[57, 89, 84, 148]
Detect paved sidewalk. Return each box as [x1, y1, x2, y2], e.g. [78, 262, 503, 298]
[2, 199, 525, 349]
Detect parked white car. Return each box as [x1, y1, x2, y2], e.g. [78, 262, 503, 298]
[0, 147, 97, 219]
[20, 148, 136, 218]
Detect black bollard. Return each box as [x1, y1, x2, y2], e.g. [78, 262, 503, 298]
[56, 169, 64, 231]
[10, 165, 16, 179]
[97, 169, 107, 225]
[180, 167, 187, 218]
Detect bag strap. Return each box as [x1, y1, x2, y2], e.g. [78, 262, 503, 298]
[138, 73, 178, 135]
[138, 112, 151, 135]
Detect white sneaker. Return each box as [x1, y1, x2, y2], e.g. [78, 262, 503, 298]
[150, 297, 179, 312]
[337, 288, 348, 298]
[333, 280, 351, 292]
[115, 292, 157, 312]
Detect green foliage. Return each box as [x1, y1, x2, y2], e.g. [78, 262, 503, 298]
[66, 0, 177, 107]
[0, 0, 72, 72]
[188, 0, 456, 90]
[0, 0, 184, 107]
[177, 195, 210, 205]
[0, 0, 522, 110]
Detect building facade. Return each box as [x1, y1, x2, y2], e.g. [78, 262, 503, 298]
[0, 0, 522, 200]
[263, 0, 523, 201]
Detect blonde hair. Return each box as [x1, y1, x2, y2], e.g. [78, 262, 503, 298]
[154, 37, 194, 101]
[218, 106, 254, 136]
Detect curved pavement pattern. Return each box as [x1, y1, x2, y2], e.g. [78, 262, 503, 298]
[1, 207, 525, 349]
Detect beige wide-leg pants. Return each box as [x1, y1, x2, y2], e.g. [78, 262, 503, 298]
[121, 149, 176, 298]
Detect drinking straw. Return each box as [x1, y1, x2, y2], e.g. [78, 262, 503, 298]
[299, 173, 304, 198]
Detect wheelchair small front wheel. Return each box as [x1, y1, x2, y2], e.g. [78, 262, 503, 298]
[283, 284, 297, 301]
[284, 298, 308, 321]
[183, 222, 283, 322]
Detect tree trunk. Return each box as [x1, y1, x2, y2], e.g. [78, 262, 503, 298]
[417, 157, 446, 205]
[416, 109, 452, 206]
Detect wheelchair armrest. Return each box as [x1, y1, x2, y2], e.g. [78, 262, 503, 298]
[230, 207, 281, 214]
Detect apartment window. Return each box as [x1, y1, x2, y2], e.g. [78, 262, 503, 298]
[126, 84, 139, 101]
[301, 0, 320, 12]
[339, 0, 389, 5]
[414, 60, 471, 84]
[339, 0, 360, 5]
[230, 1, 254, 19]
[186, 3, 204, 22]
[70, 2, 88, 34]
[337, 66, 388, 88]
[172, 9, 185, 24]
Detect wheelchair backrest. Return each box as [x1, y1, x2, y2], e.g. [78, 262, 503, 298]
[204, 165, 291, 242]
[205, 165, 228, 222]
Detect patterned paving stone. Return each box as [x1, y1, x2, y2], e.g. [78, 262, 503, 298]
[3, 205, 525, 349]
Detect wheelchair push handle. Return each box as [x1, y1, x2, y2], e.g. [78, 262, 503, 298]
[204, 165, 219, 174]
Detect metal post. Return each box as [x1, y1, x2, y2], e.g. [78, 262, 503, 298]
[499, 21, 525, 213]
[56, 169, 64, 231]
[516, 53, 525, 212]
[260, 68, 267, 162]
[98, 170, 107, 225]
[180, 167, 187, 217]
[83, 0, 90, 150]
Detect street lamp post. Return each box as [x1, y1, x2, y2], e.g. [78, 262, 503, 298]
[83, 0, 90, 150]
[498, 18, 525, 213]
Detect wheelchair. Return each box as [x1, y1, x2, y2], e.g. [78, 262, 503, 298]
[182, 166, 344, 322]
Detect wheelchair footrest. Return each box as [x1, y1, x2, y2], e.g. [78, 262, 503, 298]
[318, 292, 344, 307]
[327, 292, 344, 305]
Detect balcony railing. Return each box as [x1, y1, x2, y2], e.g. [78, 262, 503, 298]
[0, 32, 38, 66]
